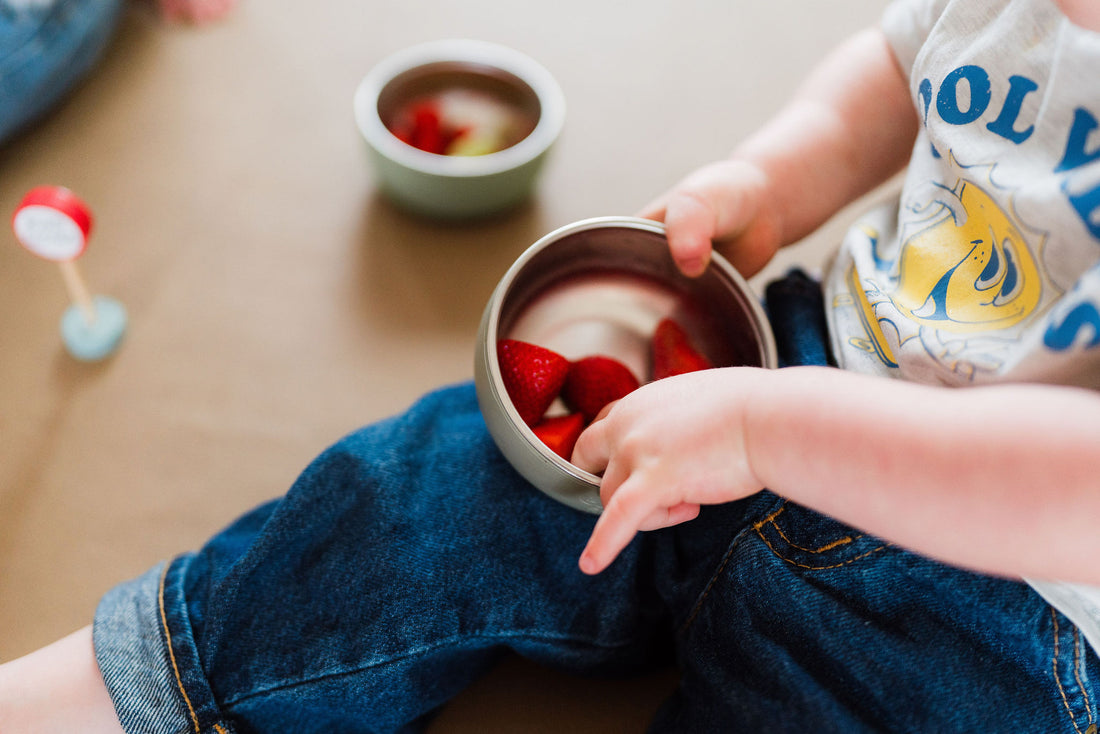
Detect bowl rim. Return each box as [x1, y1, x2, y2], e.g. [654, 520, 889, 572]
[353, 39, 566, 178]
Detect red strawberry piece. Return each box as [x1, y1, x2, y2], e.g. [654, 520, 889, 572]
[532, 412, 586, 460]
[411, 103, 445, 154]
[391, 124, 415, 146]
[412, 103, 439, 129]
[652, 318, 713, 379]
[391, 99, 471, 155]
[561, 355, 641, 422]
[441, 124, 471, 152]
[496, 339, 570, 427]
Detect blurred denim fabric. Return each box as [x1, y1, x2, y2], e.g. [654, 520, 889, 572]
[0, 0, 123, 144]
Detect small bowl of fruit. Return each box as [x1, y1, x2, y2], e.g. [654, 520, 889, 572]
[353, 39, 565, 219]
[474, 216, 777, 514]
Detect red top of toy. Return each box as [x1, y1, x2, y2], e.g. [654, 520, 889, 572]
[11, 186, 94, 262]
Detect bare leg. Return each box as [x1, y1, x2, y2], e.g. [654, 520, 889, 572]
[0, 626, 125, 734]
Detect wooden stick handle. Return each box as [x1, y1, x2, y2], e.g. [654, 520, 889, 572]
[58, 260, 97, 324]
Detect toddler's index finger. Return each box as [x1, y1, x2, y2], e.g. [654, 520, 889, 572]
[578, 480, 653, 575]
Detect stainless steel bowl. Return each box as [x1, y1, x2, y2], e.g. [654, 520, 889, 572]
[474, 216, 777, 513]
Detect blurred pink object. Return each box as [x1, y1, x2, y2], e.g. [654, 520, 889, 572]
[157, 0, 236, 23]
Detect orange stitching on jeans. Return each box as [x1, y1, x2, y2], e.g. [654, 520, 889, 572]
[158, 566, 202, 734]
[766, 518, 857, 553]
[753, 505, 786, 528]
[1052, 609, 1085, 734]
[1074, 627, 1095, 728]
[680, 505, 889, 635]
[753, 524, 890, 570]
[752, 503, 860, 554]
[679, 504, 792, 633]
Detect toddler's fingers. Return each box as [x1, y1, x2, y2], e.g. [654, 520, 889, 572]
[638, 501, 700, 531]
[578, 478, 657, 575]
[570, 416, 612, 477]
[663, 191, 716, 278]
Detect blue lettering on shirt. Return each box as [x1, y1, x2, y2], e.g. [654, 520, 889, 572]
[1044, 301, 1100, 351]
[919, 65, 1100, 241]
[937, 65, 992, 125]
[986, 75, 1038, 144]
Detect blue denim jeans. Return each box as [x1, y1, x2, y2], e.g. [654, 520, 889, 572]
[0, 0, 123, 145]
[93, 271, 1099, 733]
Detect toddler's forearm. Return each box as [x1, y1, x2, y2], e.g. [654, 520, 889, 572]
[744, 367, 1100, 585]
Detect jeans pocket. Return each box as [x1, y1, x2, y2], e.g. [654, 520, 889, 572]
[750, 500, 892, 572]
[672, 497, 1099, 732]
[677, 497, 894, 638]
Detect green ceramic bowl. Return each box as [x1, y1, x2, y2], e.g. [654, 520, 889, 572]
[353, 39, 565, 219]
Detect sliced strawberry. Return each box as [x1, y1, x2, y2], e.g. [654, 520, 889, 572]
[391, 101, 472, 155]
[497, 339, 570, 427]
[561, 355, 641, 422]
[533, 412, 586, 460]
[652, 318, 713, 379]
[411, 103, 445, 153]
[391, 124, 415, 146]
[441, 124, 471, 153]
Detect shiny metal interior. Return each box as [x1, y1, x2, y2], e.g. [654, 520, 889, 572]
[498, 224, 772, 375]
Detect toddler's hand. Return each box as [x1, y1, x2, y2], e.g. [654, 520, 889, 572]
[572, 368, 767, 575]
[157, 0, 236, 23]
[639, 159, 780, 279]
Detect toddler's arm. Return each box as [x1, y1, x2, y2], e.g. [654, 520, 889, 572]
[577, 22, 1100, 583]
[156, 0, 236, 24]
[645, 26, 918, 278]
[575, 366, 1100, 586]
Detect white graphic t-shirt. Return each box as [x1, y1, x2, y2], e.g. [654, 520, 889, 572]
[824, 0, 1100, 654]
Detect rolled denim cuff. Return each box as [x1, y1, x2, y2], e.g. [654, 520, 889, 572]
[0, 0, 125, 143]
[93, 557, 236, 734]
